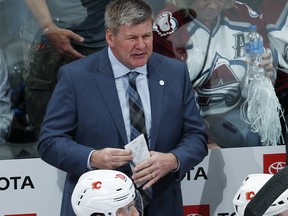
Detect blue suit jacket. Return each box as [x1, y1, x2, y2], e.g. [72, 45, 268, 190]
[38, 47, 208, 216]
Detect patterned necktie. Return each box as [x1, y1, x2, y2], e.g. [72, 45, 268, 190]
[127, 71, 151, 207]
[128, 71, 147, 141]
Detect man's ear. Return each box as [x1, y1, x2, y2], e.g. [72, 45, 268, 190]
[105, 29, 113, 47]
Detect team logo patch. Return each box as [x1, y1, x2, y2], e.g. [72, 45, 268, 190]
[92, 181, 102, 190]
[153, 11, 178, 37]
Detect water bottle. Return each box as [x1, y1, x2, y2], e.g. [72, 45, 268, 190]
[245, 25, 265, 78]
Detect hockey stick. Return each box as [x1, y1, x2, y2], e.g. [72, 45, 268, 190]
[244, 166, 288, 216]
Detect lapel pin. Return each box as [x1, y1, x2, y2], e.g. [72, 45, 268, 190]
[159, 80, 165, 86]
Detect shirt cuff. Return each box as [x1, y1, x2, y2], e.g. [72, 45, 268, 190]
[87, 150, 96, 170]
[171, 154, 180, 173]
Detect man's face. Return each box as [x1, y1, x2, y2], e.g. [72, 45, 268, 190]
[190, 0, 225, 25]
[106, 20, 153, 69]
[116, 205, 140, 216]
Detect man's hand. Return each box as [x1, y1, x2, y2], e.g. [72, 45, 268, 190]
[131, 151, 178, 190]
[90, 148, 133, 170]
[260, 52, 275, 79]
[44, 23, 85, 60]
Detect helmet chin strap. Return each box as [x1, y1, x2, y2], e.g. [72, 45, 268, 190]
[244, 166, 288, 216]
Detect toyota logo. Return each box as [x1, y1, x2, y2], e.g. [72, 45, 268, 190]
[268, 162, 286, 174]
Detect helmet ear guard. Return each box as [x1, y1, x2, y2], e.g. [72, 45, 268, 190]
[233, 173, 288, 216]
[71, 170, 143, 216]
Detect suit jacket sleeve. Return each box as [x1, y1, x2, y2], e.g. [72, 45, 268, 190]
[148, 53, 208, 180]
[170, 63, 208, 179]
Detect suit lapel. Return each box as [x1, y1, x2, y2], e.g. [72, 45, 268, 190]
[147, 55, 165, 150]
[91, 50, 165, 149]
[93, 49, 128, 145]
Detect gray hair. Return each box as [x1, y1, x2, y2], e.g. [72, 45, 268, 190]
[105, 0, 153, 34]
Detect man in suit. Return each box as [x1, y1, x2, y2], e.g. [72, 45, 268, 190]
[38, 0, 208, 215]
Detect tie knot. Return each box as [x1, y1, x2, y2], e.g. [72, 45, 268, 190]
[128, 71, 139, 82]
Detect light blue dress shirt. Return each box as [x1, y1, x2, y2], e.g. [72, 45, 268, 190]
[108, 47, 151, 143]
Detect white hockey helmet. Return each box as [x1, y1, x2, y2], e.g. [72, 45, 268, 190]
[233, 173, 288, 216]
[71, 170, 143, 216]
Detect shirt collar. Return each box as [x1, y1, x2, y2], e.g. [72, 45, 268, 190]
[108, 46, 147, 79]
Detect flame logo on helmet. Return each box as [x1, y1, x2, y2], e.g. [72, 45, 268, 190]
[246, 191, 255, 200]
[92, 181, 102, 190]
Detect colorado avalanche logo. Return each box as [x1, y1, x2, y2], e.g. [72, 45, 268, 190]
[196, 55, 242, 110]
[153, 11, 178, 37]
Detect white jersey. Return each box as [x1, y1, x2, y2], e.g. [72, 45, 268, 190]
[153, 2, 270, 116]
[263, 0, 288, 72]
[185, 3, 270, 116]
[262, 0, 288, 92]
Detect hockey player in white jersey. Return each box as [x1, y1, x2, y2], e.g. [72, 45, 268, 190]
[153, 0, 279, 148]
